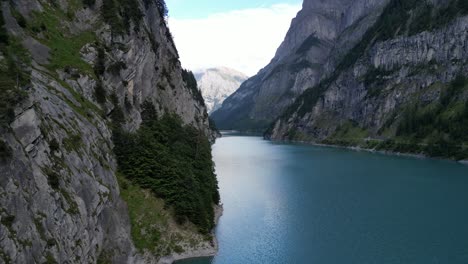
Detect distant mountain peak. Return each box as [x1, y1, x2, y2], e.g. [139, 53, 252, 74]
[195, 67, 248, 114]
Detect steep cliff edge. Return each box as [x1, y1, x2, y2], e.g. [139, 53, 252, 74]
[0, 0, 218, 263]
[269, 0, 468, 160]
[211, 0, 390, 130]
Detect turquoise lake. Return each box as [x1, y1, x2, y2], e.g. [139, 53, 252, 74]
[177, 134, 468, 264]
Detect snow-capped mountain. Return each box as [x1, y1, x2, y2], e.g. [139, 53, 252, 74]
[195, 67, 248, 114]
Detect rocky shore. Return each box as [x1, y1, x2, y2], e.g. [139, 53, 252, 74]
[272, 139, 468, 165]
[158, 205, 224, 264]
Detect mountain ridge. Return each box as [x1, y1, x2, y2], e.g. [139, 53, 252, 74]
[195, 67, 247, 114]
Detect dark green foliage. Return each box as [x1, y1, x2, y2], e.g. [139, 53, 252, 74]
[82, 0, 96, 7]
[113, 105, 219, 233]
[102, 0, 125, 33]
[182, 69, 205, 106]
[396, 84, 468, 159]
[288, 60, 316, 73]
[46, 238, 56, 247]
[146, 28, 160, 53]
[141, 100, 158, 122]
[45, 252, 57, 264]
[363, 66, 396, 98]
[0, 139, 12, 160]
[49, 139, 60, 153]
[13, 11, 27, 28]
[0, 10, 8, 45]
[282, 76, 334, 119]
[208, 117, 218, 133]
[440, 74, 466, 106]
[121, 0, 143, 32]
[45, 168, 60, 190]
[295, 35, 322, 55]
[94, 81, 106, 104]
[458, 0, 468, 14]
[364, 67, 394, 87]
[124, 94, 132, 110]
[63, 134, 82, 152]
[102, 0, 143, 33]
[97, 250, 112, 264]
[408, 3, 434, 35]
[0, 13, 29, 128]
[409, 0, 468, 35]
[94, 46, 107, 103]
[425, 134, 462, 159]
[110, 92, 125, 126]
[94, 46, 105, 77]
[337, 0, 419, 72]
[107, 61, 126, 75]
[1, 215, 15, 228]
[336, 0, 466, 74]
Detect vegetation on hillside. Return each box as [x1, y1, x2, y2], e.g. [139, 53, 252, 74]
[299, 76, 468, 160]
[393, 76, 468, 159]
[273, 0, 468, 160]
[102, 0, 169, 33]
[27, 4, 96, 75]
[117, 174, 214, 256]
[0, 8, 30, 158]
[113, 102, 220, 234]
[182, 69, 205, 106]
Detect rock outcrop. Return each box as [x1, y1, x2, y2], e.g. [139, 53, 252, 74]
[0, 0, 215, 263]
[195, 67, 247, 114]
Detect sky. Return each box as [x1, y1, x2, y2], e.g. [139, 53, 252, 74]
[166, 0, 302, 76]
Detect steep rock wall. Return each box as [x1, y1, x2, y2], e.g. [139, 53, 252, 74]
[211, 0, 389, 130]
[269, 0, 468, 159]
[0, 0, 214, 263]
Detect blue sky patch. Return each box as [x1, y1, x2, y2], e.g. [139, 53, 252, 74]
[166, 0, 301, 19]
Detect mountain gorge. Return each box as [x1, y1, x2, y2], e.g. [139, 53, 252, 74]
[195, 67, 247, 114]
[0, 0, 219, 263]
[214, 0, 468, 160]
[211, 0, 391, 130]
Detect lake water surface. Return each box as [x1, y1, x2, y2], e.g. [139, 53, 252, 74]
[177, 135, 468, 264]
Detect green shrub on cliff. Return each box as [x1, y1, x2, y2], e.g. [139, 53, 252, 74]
[182, 69, 205, 107]
[102, 0, 144, 33]
[0, 139, 12, 160]
[0, 12, 29, 128]
[113, 102, 219, 233]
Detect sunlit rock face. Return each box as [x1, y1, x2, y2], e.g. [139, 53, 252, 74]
[195, 67, 248, 114]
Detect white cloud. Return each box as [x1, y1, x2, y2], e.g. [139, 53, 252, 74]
[168, 3, 301, 76]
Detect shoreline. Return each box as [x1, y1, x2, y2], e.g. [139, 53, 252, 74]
[271, 139, 468, 165]
[158, 204, 224, 264]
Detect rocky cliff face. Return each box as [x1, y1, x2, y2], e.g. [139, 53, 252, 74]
[195, 67, 247, 114]
[269, 0, 468, 159]
[211, 0, 390, 130]
[0, 0, 214, 263]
